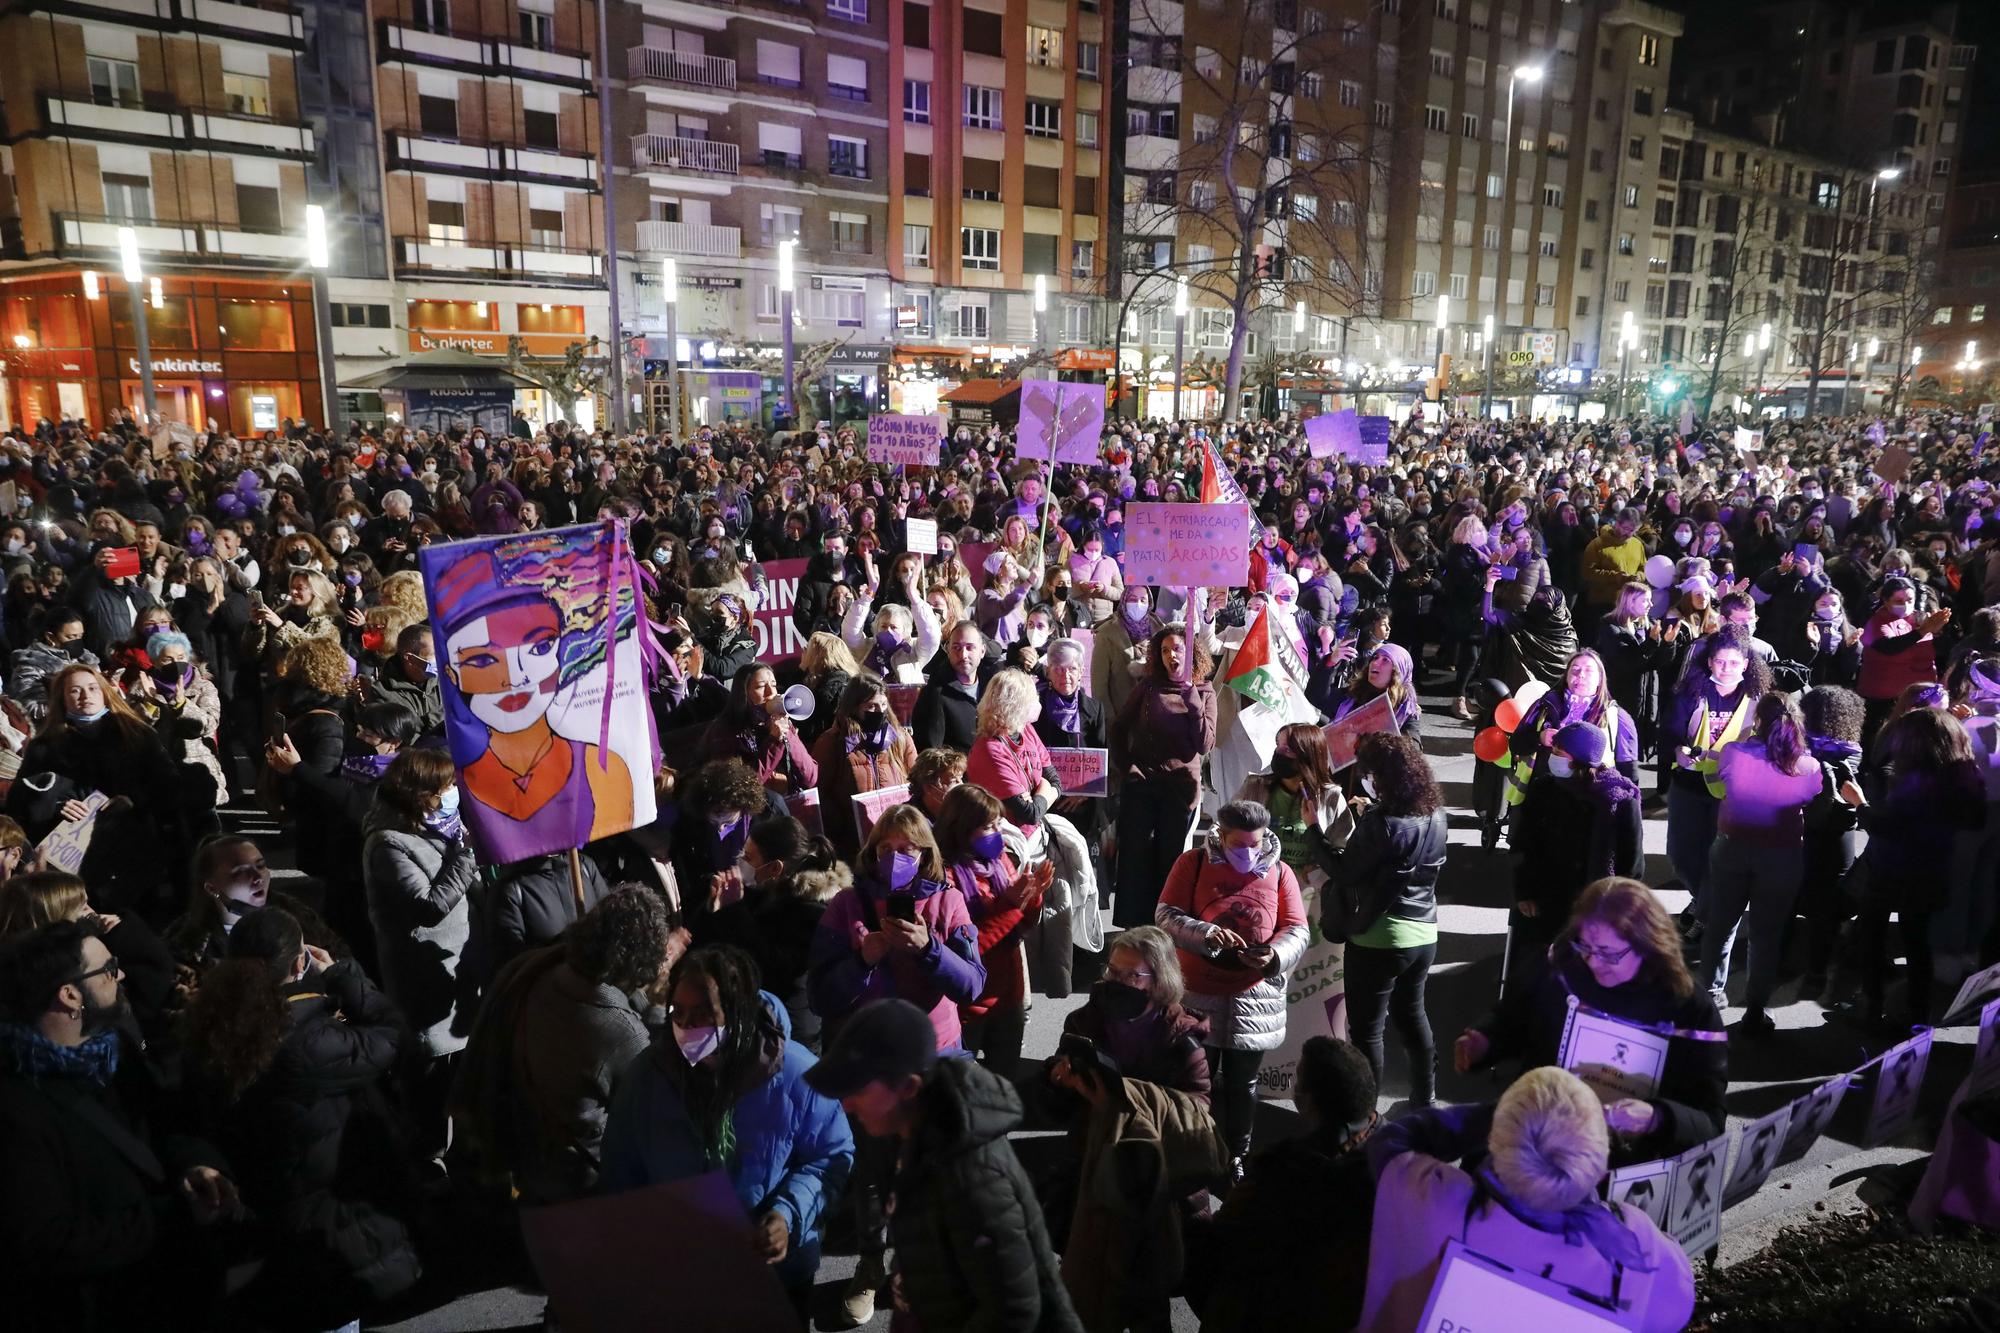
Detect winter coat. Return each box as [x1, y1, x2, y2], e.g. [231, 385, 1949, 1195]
[808, 869, 986, 1051]
[842, 590, 941, 685]
[7, 641, 100, 723]
[1062, 1075, 1227, 1332]
[204, 961, 421, 1325]
[699, 713, 818, 793]
[1594, 617, 1674, 733]
[1109, 678, 1216, 807]
[273, 697, 347, 880]
[1057, 997, 1211, 1104]
[372, 670, 444, 736]
[473, 851, 612, 988]
[361, 807, 480, 1058]
[1511, 768, 1644, 925]
[809, 723, 918, 856]
[1155, 828, 1310, 1051]
[68, 570, 158, 658]
[599, 994, 854, 1252]
[698, 861, 847, 1050]
[1324, 807, 1448, 942]
[130, 670, 226, 802]
[912, 674, 982, 752]
[888, 1057, 1086, 1333]
[1860, 758, 1987, 907]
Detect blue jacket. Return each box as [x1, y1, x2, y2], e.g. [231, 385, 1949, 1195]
[598, 992, 854, 1246]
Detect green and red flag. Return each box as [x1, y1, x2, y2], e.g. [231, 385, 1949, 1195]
[1224, 602, 1287, 712]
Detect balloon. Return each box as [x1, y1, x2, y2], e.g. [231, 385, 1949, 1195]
[1513, 679, 1550, 719]
[1494, 698, 1525, 733]
[1645, 554, 1677, 589]
[214, 493, 241, 515]
[236, 469, 260, 490]
[1474, 726, 1511, 763]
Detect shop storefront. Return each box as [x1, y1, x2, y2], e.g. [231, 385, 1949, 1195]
[0, 274, 325, 433]
[402, 299, 602, 431]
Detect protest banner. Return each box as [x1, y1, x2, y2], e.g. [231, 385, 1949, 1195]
[884, 683, 921, 726]
[1969, 998, 2000, 1097]
[865, 413, 942, 466]
[753, 544, 993, 665]
[1779, 1072, 1852, 1163]
[904, 516, 938, 555]
[790, 786, 824, 839]
[1604, 1158, 1674, 1228]
[1665, 1133, 1727, 1256]
[421, 521, 659, 865]
[1558, 998, 1671, 1104]
[36, 791, 109, 874]
[522, 1172, 796, 1331]
[1942, 957, 2000, 1025]
[852, 782, 911, 841]
[1413, 1240, 1627, 1333]
[1864, 1028, 1933, 1146]
[1357, 415, 1393, 465]
[1305, 409, 1358, 460]
[1016, 380, 1105, 465]
[1258, 927, 1346, 1101]
[1722, 1103, 1794, 1208]
[1122, 502, 1252, 587]
[1046, 746, 1108, 797]
[1322, 693, 1401, 771]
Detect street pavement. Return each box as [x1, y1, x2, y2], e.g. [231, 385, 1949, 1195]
[326, 683, 1971, 1332]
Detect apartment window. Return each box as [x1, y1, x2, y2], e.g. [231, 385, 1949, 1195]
[1644, 282, 1665, 317]
[409, 0, 448, 32]
[954, 298, 989, 338]
[1298, 134, 1321, 164]
[1028, 24, 1062, 67]
[1467, 56, 1486, 84]
[1071, 240, 1094, 278]
[758, 122, 804, 169]
[1435, 0, 1457, 16]
[1628, 135, 1645, 161]
[1061, 302, 1090, 343]
[1612, 280, 1629, 302]
[1127, 104, 1178, 139]
[1412, 271, 1436, 297]
[1617, 231, 1634, 255]
[1579, 248, 1594, 271]
[903, 224, 930, 266]
[1539, 238, 1558, 257]
[903, 151, 930, 195]
[1191, 114, 1219, 144]
[1543, 185, 1564, 208]
[1448, 272, 1469, 300]
[830, 212, 868, 254]
[1188, 180, 1217, 210]
[827, 0, 867, 20]
[1025, 99, 1061, 138]
[1638, 33, 1659, 66]
[816, 278, 865, 326]
[1430, 49, 1453, 77]
[1374, 100, 1392, 128]
[1653, 197, 1674, 227]
[1633, 86, 1654, 116]
[1077, 40, 1100, 80]
[962, 85, 1001, 130]
[528, 207, 563, 248]
[87, 56, 141, 108]
[223, 72, 269, 118]
[1973, 304, 1988, 323]
[827, 53, 868, 101]
[1623, 184, 1640, 207]
[1076, 111, 1099, 148]
[961, 226, 1000, 270]
[1935, 306, 1955, 325]
[904, 1, 930, 47]
[99, 168, 152, 221]
[419, 93, 457, 137]
[1535, 284, 1554, 307]
[425, 198, 466, 244]
[963, 157, 1001, 201]
[518, 8, 553, 49]
[523, 103, 559, 149]
[1339, 80, 1361, 108]
[230, 180, 280, 231]
[1547, 132, 1569, 158]
[903, 80, 930, 123]
[1486, 174, 1502, 199]
[1425, 105, 1447, 132]
[1292, 194, 1318, 222]
[1461, 113, 1479, 138]
[759, 40, 803, 87]
[330, 304, 392, 329]
[828, 135, 869, 179]
[759, 202, 802, 246]
[1483, 224, 1499, 250]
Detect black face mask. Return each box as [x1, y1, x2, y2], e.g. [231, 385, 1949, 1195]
[1270, 754, 1299, 781]
[860, 709, 889, 732]
[1090, 979, 1149, 1023]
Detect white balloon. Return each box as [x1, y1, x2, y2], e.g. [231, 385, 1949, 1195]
[1646, 554, 1677, 589]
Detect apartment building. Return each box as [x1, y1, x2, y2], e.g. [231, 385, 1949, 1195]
[0, 0, 330, 431]
[1919, 173, 2000, 395]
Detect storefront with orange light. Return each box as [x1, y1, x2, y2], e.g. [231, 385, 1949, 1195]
[0, 274, 326, 433]
[402, 299, 600, 428]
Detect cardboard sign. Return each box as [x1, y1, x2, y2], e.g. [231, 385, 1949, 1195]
[865, 413, 943, 466]
[884, 683, 921, 726]
[1943, 957, 2000, 1025]
[1357, 415, 1393, 465]
[36, 791, 109, 874]
[1876, 443, 1913, 484]
[1733, 426, 1763, 453]
[1558, 999, 1671, 1105]
[1864, 1028, 1933, 1147]
[789, 786, 824, 839]
[1122, 501, 1252, 588]
[1779, 1073, 1852, 1163]
[1665, 1133, 1728, 1257]
[1968, 998, 2000, 1097]
[1604, 1158, 1674, 1229]
[1305, 408, 1358, 460]
[1722, 1103, 1794, 1208]
[904, 516, 938, 556]
[1414, 1239, 1627, 1333]
[1015, 380, 1104, 465]
[1322, 692, 1401, 771]
[851, 781, 911, 841]
[1046, 746, 1109, 798]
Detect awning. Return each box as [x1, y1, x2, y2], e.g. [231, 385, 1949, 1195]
[1058, 348, 1115, 371]
[342, 349, 540, 391]
[942, 378, 1021, 405]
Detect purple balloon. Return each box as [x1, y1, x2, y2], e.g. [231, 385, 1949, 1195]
[214, 493, 242, 515]
[236, 469, 260, 491]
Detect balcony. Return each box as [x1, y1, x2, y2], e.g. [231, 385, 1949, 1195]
[14, 0, 303, 47]
[627, 45, 736, 92]
[393, 236, 603, 286]
[636, 219, 742, 258]
[44, 94, 311, 158]
[632, 133, 739, 175]
[53, 212, 309, 269]
[386, 133, 597, 187]
[376, 20, 591, 87]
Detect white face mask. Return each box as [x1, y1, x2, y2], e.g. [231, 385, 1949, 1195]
[1548, 754, 1575, 779]
[673, 1021, 726, 1066]
[1359, 773, 1377, 797]
[168, 582, 187, 600]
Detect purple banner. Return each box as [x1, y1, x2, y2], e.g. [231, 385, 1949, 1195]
[1016, 380, 1106, 464]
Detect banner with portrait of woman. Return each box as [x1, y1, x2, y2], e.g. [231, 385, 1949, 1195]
[420, 520, 660, 865]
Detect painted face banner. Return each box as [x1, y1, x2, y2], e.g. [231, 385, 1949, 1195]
[422, 520, 659, 864]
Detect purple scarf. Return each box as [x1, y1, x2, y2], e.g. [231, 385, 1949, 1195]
[341, 752, 396, 784]
[1039, 680, 1081, 736]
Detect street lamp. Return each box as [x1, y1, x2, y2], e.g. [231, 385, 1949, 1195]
[1434, 294, 1449, 404]
[1482, 313, 1495, 419]
[304, 204, 340, 439]
[1033, 273, 1050, 369]
[1501, 63, 1544, 370]
[1754, 321, 1773, 417]
[661, 256, 681, 440]
[777, 238, 796, 426]
[1173, 275, 1189, 422]
[1617, 310, 1635, 418]
[1862, 337, 1881, 417]
[117, 226, 156, 424]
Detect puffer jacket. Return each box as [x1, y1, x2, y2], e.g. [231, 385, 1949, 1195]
[807, 725, 918, 857]
[207, 960, 421, 1326]
[888, 1057, 1086, 1333]
[473, 851, 613, 990]
[1509, 767, 1645, 925]
[361, 806, 480, 1057]
[1154, 828, 1309, 1052]
[807, 867, 986, 1051]
[1062, 1075, 1226, 1332]
[598, 993, 854, 1251]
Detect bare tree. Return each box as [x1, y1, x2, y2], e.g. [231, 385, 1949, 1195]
[508, 337, 607, 425]
[1691, 195, 1772, 418]
[1121, 0, 1389, 420]
[1870, 215, 1947, 414]
[1784, 168, 1909, 417]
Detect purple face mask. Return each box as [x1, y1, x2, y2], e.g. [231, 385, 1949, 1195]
[1223, 843, 1260, 874]
[881, 847, 920, 889]
[970, 829, 1006, 862]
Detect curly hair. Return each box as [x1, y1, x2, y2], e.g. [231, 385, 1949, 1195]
[975, 668, 1041, 739]
[184, 905, 302, 1101]
[566, 884, 671, 991]
[1800, 684, 1865, 743]
[278, 634, 351, 697]
[1354, 732, 1442, 817]
[1145, 625, 1213, 683]
[684, 758, 770, 819]
[375, 570, 429, 619]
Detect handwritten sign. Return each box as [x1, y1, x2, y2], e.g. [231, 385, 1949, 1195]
[1047, 746, 1108, 797]
[1413, 1240, 1627, 1333]
[37, 791, 109, 874]
[1016, 380, 1104, 465]
[904, 516, 938, 556]
[1304, 409, 1357, 460]
[789, 786, 823, 839]
[1357, 415, 1393, 465]
[1122, 501, 1252, 587]
[851, 781, 912, 842]
[1558, 999, 1670, 1104]
[865, 413, 942, 466]
[1322, 693, 1401, 771]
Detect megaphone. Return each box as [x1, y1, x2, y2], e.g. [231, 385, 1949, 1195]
[782, 684, 816, 722]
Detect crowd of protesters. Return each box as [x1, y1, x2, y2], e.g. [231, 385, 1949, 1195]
[0, 395, 1996, 1332]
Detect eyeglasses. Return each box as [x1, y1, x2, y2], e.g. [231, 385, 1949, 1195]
[1570, 939, 1634, 965]
[1103, 963, 1154, 987]
[70, 954, 120, 985]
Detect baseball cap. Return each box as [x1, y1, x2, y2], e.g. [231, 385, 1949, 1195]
[803, 998, 938, 1100]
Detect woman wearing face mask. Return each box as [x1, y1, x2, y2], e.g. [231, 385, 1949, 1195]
[1157, 799, 1308, 1176]
[808, 673, 919, 859]
[1067, 525, 1124, 626]
[694, 816, 845, 1052]
[1453, 877, 1727, 1166]
[7, 662, 188, 921]
[1662, 628, 1769, 940]
[1786, 583, 1864, 687]
[669, 758, 770, 937]
[976, 550, 1031, 647]
[842, 565, 940, 687]
[361, 747, 478, 1157]
[121, 628, 226, 806]
[1094, 586, 1158, 717]
[935, 784, 1053, 1076]
[1038, 567, 1085, 638]
[1858, 575, 1951, 740]
[1110, 628, 1217, 929]
[702, 663, 819, 797]
[1048, 925, 1210, 1104]
[1502, 649, 1637, 809]
[600, 943, 855, 1322]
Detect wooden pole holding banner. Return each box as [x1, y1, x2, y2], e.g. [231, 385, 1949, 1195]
[1035, 381, 1063, 579]
[568, 846, 587, 916]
